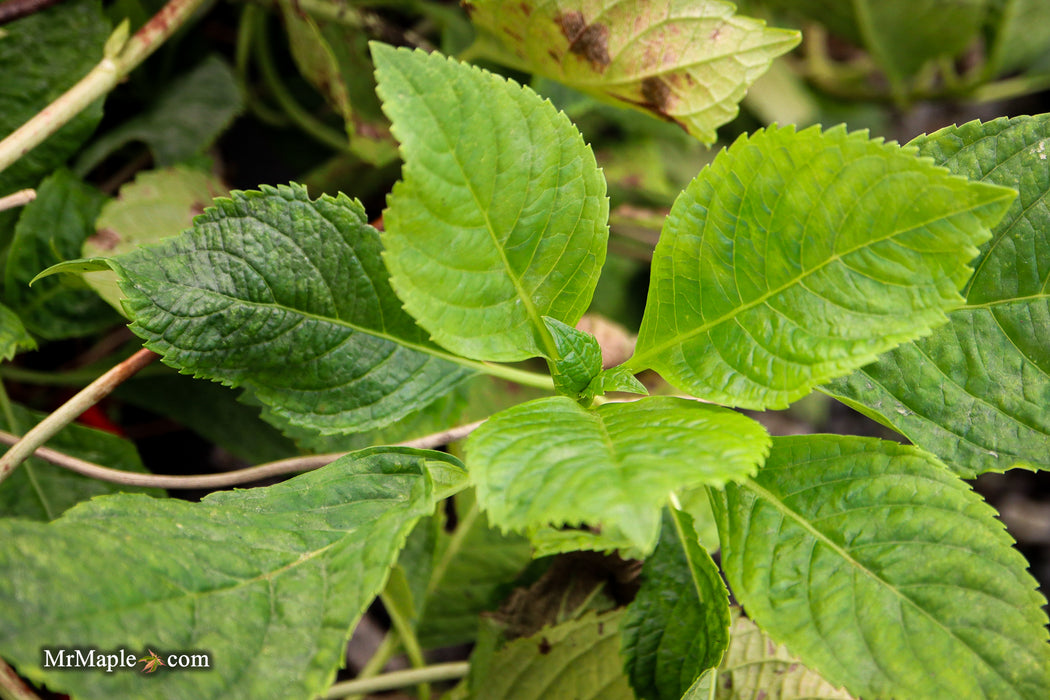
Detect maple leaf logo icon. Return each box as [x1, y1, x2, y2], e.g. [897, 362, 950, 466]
[138, 649, 165, 673]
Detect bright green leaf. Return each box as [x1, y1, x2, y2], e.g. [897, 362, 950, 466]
[714, 435, 1050, 699]
[109, 183, 475, 434]
[0, 403, 161, 521]
[0, 0, 108, 249]
[374, 43, 609, 361]
[582, 365, 648, 403]
[825, 115, 1050, 476]
[4, 170, 119, 339]
[0, 447, 443, 699]
[467, 610, 634, 700]
[759, 0, 986, 92]
[629, 124, 1016, 410]
[622, 508, 730, 700]
[542, 316, 603, 398]
[82, 166, 228, 313]
[467, 0, 799, 143]
[277, 1, 396, 164]
[468, 395, 769, 552]
[74, 55, 242, 174]
[0, 304, 34, 361]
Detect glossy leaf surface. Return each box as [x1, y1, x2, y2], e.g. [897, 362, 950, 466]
[714, 435, 1050, 699]
[375, 43, 608, 361]
[110, 184, 474, 434]
[468, 395, 769, 551]
[631, 124, 1015, 409]
[622, 508, 730, 700]
[825, 116, 1050, 476]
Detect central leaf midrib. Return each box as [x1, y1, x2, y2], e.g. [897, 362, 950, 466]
[742, 477, 1016, 690]
[628, 200, 993, 370]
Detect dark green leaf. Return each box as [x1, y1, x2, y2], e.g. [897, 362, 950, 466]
[629, 124, 1016, 409]
[0, 403, 161, 521]
[374, 43, 609, 361]
[622, 508, 730, 700]
[984, 0, 1050, 74]
[0, 447, 443, 699]
[3, 170, 119, 339]
[0, 303, 35, 360]
[0, 0, 108, 249]
[467, 0, 799, 143]
[74, 56, 242, 174]
[469, 395, 769, 552]
[542, 316, 603, 398]
[110, 183, 475, 434]
[714, 435, 1050, 699]
[825, 115, 1050, 476]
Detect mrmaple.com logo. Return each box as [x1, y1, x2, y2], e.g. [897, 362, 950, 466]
[42, 647, 211, 673]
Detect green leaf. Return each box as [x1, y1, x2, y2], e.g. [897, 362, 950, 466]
[0, 403, 161, 521]
[466, 0, 799, 144]
[705, 609, 854, 700]
[468, 395, 769, 552]
[824, 116, 1050, 476]
[83, 166, 228, 313]
[622, 508, 730, 700]
[759, 0, 986, 91]
[984, 0, 1050, 74]
[0, 303, 35, 361]
[74, 56, 242, 174]
[629, 124, 1016, 410]
[542, 316, 603, 398]
[0, 0, 108, 249]
[109, 183, 475, 434]
[0, 447, 443, 699]
[373, 43, 609, 361]
[713, 435, 1050, 699]
[417, 490, 534, 648]
[581, 365, 648, 404]
[3, 170, 119, 339]
[466, 610, 634, 700]
[277, 0, 397, 165]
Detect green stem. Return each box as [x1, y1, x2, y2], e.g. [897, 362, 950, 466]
[0, 381, 17, 437]
[0, 0, 208, 175]
[971, 72, 1050, 103]
[379, 591, 430, 700]
[252, 12, 352, 153]
[0, 349, 157, 484]
[0, 361, 169, 387]
[324, 662, 469, 699]
[235, 4, 290, 127]
[251, 0, 365, 29]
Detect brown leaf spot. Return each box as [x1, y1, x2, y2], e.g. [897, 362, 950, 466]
[89, 228, 121, 251]
[538, 637, 551, 654]
[503, 26, 524, 42]
[597, 622, 605, 635]
[461, 1, 476, 18]
[555, 11, 611, 69]
[519, 2, 531, 16]
[641, 76, 672, 113]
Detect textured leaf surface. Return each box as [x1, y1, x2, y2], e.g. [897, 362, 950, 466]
[0, 0, 108, 248]
[468, 0, 799, 143]
[4, 170, 119, 339]
[467, 610, 633, 700]
[0, 304, 34, 360]
[714, 435, 1050, 699]
[374, 44, 608, 361]
[704, 610, 853, 700]
[110, 184, 474, 434]
[84, 166, 228, 312]
[760, 0, 986, 87]
[468, 395, 769, 551]
[74, 56, 242, 173]
[542, 316, 603, 397]
[278, 1, 396, 164]
[622, 508, 730, 700]
[629, 125, 1016, 409]
[825, 116, 1050, 476]
[0, 448, 442, 699]
[0, 403, 161, 521]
